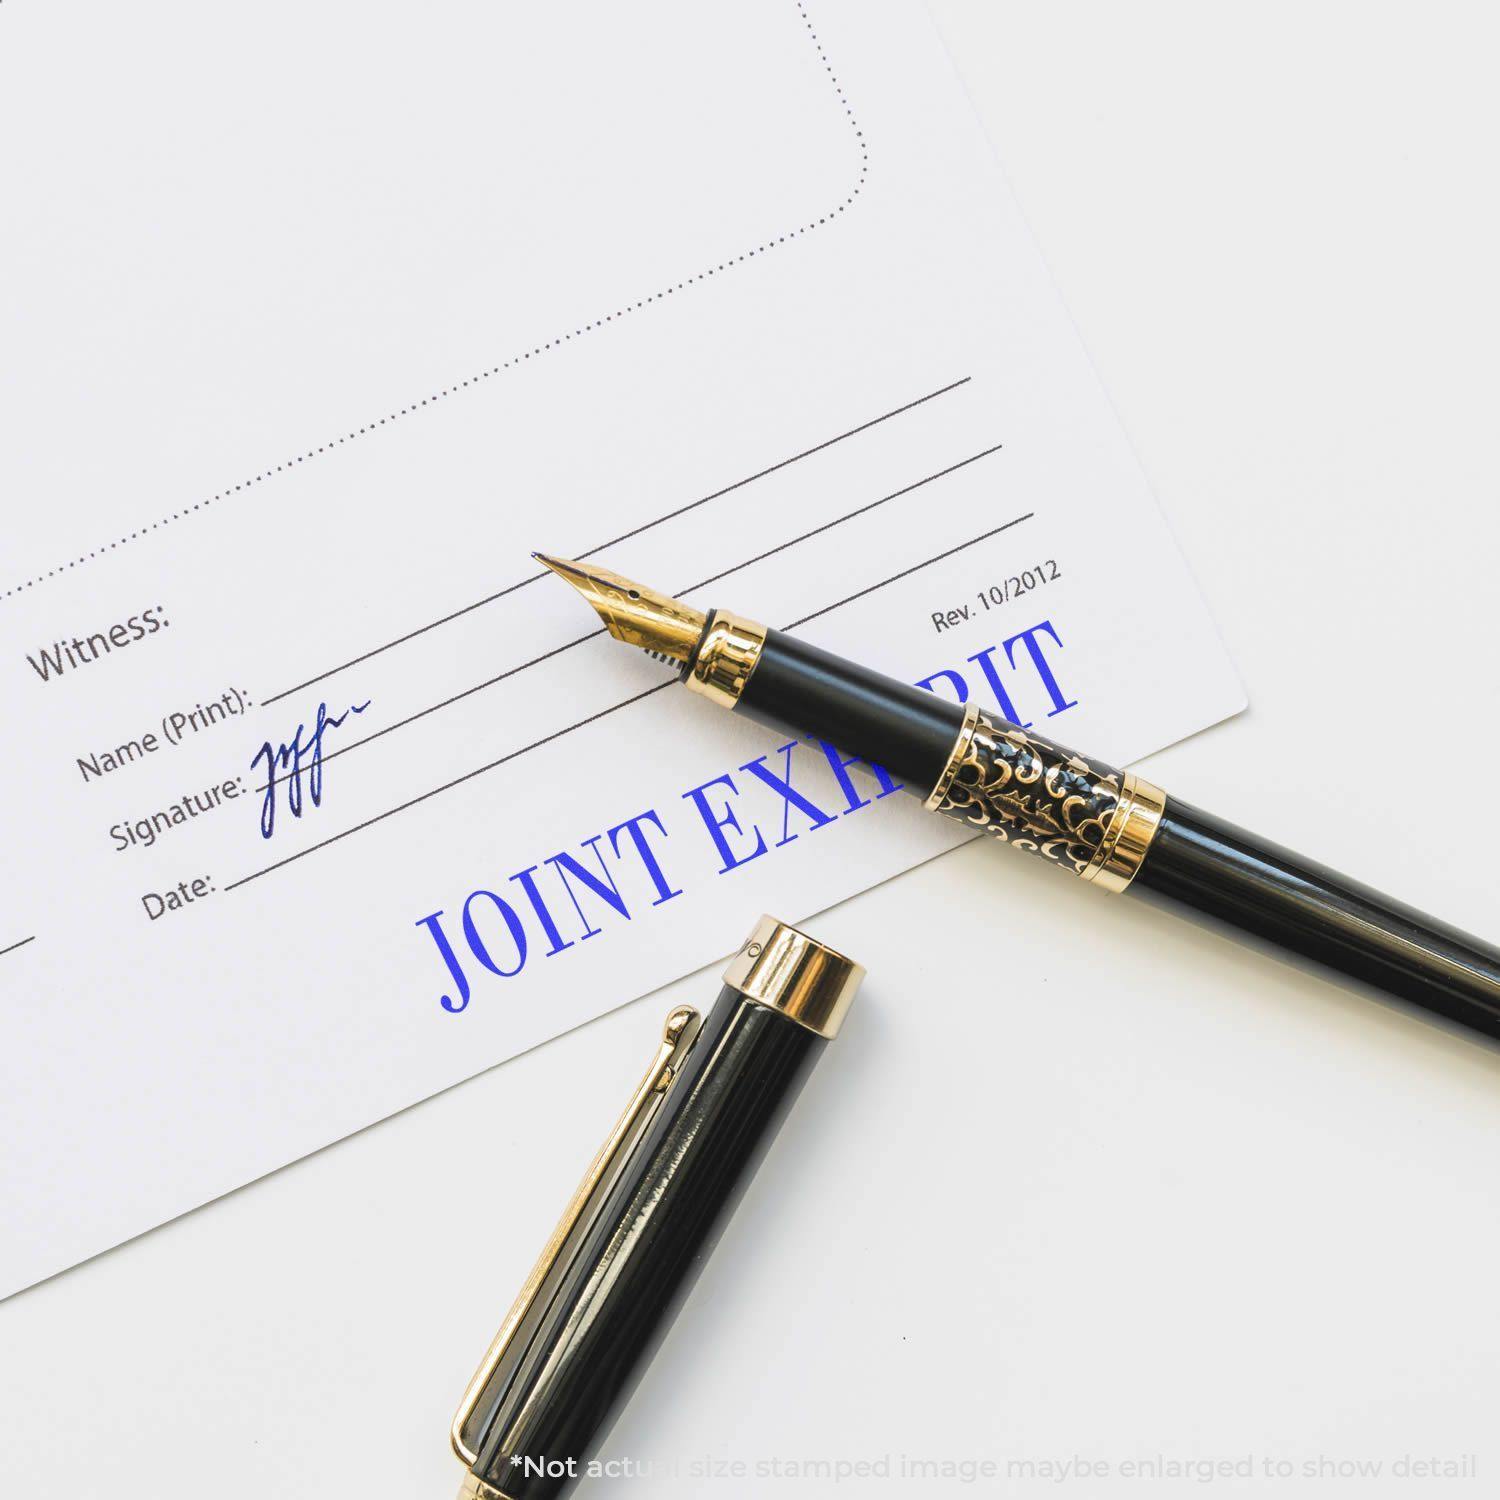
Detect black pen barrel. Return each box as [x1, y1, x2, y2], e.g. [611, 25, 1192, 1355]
[732, 626, 965, 789]
[715, 624, 1500, 1042]
[1130, 800, 1500, 1039]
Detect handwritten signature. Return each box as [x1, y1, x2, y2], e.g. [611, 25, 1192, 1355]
[251, 699, 371, 840]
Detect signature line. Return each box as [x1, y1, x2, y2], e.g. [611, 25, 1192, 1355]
[224, 683, 673, 891]
[226, 512, 1034, 890]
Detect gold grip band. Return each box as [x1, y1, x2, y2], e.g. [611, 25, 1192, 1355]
[923, 701, 983, 812]
[925, 706, 1165, 891]
[685, 610, 767, 708]
[1081, 773, 1166, 893]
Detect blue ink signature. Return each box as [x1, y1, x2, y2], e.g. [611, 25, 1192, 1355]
[252, 699, 371, 840]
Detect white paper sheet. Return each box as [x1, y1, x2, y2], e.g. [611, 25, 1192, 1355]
[0, 0, 1243, 1298]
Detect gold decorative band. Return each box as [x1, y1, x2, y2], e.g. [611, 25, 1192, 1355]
[923, 701, 982, 811]
[686, 610, 767, 708]
[922, 703, 1167, 889]
[722, 915, 864, 1039]
[1079, 772, 1167, 893]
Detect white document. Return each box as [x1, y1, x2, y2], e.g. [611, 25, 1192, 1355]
[0, 0, 1243, 1298]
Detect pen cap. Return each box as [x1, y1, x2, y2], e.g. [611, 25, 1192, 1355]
[453, 915, 863, 1500]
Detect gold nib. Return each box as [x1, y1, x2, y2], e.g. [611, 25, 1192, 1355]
[533, 552, 707, 667]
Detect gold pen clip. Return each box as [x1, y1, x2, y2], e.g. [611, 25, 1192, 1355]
[449, 1003, 704, 1467]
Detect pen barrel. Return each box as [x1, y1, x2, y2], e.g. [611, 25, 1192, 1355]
[1130, 800, 1500, 1040]
[734, 626, 966, 788]
[715, 621, 1500, 1038]
[466, 985, 829, 1500]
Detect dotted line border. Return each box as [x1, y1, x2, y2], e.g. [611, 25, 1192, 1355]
[2, 0, 867, 603]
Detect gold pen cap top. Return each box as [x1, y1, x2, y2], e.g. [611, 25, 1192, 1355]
[722, 915, 864, 1039]
[532, 551, 707, 667]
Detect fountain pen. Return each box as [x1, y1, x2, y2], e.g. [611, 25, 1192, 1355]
[535, 551, 1500, 1046]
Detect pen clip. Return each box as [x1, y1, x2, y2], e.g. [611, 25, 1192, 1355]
[450, 1003, 704, 1466]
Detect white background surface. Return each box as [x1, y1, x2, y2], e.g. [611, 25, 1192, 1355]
[5, 4, 1499, 1497]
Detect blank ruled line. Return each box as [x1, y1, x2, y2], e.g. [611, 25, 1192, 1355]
[575, 376, 973, 560]
[786, 513, 1033, 628]
[0, 937, 37, 959]
[679, 443, 1002, 595]
[254, 440, 1005, 795]
[228, 512, 1032, 888]
[261, 376, 971, 706]
[262, 572, 553, 705]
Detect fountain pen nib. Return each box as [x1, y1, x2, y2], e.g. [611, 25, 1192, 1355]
[533, 552, 707, 668]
